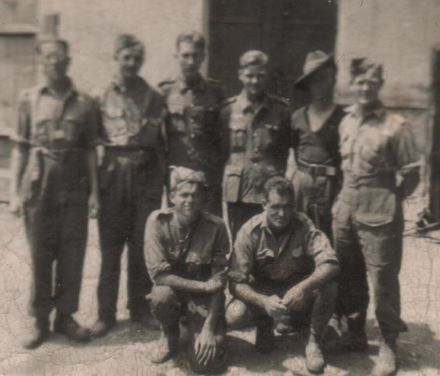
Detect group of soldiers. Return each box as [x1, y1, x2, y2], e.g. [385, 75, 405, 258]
[9, 30, 420, 376]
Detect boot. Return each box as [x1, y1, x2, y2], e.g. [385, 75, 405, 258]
[255, 323, 275, 354]
[305, 333, 326, 374]
[90, 318, 116, 338]
[54, 314, 91, 343]
[326, 311, 368, 353]
[23, 317, 50, 349]
[151, 324, 179, 364]
[372, 338, 397, 376]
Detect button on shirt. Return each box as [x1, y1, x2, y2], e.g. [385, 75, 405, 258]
[12, 80, 98, 203]
[221, 92, 291, 204]
[145, 208, 229, 282]
[159, 75, 225, 186]
[229, 212, 338, 285]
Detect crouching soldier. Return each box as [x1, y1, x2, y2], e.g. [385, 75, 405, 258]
[227, 177, 339, 374]
[145, 167, 229, 374]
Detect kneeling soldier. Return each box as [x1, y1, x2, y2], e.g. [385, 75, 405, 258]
[228, 176, 339, 374]
[145, 167, 229, 374]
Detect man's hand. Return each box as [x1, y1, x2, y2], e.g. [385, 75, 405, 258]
[282, 284, 310, 311]
[88, 193, 100, 219]
[195, 327, 217, 367]
[9, 195, 24, 217]
[263, 295, 287, 319]
[204, 271, 227, 294]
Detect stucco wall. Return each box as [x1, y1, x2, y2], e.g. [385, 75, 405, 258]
[38, 0, 207, 92]
[336, 0, 440, 109]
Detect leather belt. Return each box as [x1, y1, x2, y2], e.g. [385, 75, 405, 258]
[297, 160, 338, 177]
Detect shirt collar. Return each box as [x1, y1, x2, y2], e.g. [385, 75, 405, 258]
[346, 101, 385, 120]
[38, 77, 76, 99]
[111, 75, 149, 94]
[236, 90, 269, 114]
[176, 74, 206, 94]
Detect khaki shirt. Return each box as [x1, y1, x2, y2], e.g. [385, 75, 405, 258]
[145, 208, 229, 282]
[159, 75, 225, 186]
[335, 103, 420, 226]
[221, 92, 291, 204]
[12, 80, 98, 203]
[229, 212, 338, 285]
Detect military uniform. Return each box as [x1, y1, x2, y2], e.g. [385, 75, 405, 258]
[12, 80, 98, 319]
[95, 76, 167, 322]
[229, 211, 338, 339]
[159, 75, 225, 215]
[333, 103, 419, 341]
[221, 92, 291, 238]
[291, 105, 345, 241]
[146, 208, 229, 374]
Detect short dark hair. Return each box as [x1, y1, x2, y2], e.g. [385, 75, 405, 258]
[176, 31, 206, 51]
[350, 57, 383, 83]
[37, 38, 69, 55]
[264, 176, 295, 202]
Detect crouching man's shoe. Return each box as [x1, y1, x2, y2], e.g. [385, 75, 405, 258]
[372, 338, 398, 376]
[54, 314, 91, 343]
[23, 317, 50, 349]
[151, 326, 179, 364]
[90, 318, 116, 338]
[305, 334, 326, 374]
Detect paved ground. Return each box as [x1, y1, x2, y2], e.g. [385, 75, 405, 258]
[0, 196, 439, 376]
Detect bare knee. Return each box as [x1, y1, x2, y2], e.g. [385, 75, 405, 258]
[149, 285, 179, 315]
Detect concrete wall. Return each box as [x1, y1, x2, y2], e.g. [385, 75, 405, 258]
[38, 0, 207, 92]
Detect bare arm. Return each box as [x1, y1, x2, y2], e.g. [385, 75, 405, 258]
[9, 145, 28, 215]
[155, 270, 225, 295]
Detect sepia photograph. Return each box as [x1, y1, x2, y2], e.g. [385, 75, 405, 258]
[0, 0, 439, 375]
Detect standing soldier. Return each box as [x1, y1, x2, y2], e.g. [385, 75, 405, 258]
[145, 167, 229, 374]
[90, 35, 167, 338]
[10, 38, 99, 348]
[291, 51, 344, 242]
[158, 31, 225, 216]
[221, 50, 291, 239]
[332, 59, 420, 376]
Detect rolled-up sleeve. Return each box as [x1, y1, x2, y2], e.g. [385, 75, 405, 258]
[144, 212, 172, 282]
[11, 90, 31, 145]
[305, 228, 339, 269]
[228, 225, 255, 283]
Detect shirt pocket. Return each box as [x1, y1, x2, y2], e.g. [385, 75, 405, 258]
[229, 115, 247, 151]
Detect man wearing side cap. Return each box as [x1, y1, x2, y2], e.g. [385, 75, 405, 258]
[145, 166, 229, 374]
[220, 50, 291, 239]
[9, 38, 99, 348]
[332, 59, 420, 376]
[90, 34, 167, 337]
[291, 51, 344, 242]
[158, 31, 225, 216]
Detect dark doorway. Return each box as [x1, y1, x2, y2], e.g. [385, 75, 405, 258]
[207, 0, 337, 108]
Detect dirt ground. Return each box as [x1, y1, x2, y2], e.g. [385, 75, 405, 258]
[0, 196, 439, 376]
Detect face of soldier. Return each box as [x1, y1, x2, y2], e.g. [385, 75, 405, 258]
[175, 41, 205, 80]
[307, 66, 336, 100]
[351, 74, 383, 107]
[115, 46, 144, 79]
[171, 182, 203, 223]
[263, 191, 295, 232]
[39, 42, 70, 82]
[239, 65, 268, 98]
